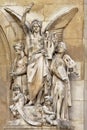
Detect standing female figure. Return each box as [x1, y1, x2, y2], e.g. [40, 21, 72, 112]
[10, 42, 28, 96]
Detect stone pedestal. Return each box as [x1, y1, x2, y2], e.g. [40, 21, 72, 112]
[4, 125, 74, 130]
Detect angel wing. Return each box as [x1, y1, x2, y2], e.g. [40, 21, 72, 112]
[43, 6, 78, 41]
[4, 5, 78, 41]
[4, 2, 34, 31]
[4, 8, 30, 30]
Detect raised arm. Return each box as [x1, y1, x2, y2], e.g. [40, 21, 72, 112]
[21, 2, 34, 33]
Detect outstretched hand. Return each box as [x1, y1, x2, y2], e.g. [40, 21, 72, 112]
[24, 2, 34, 13]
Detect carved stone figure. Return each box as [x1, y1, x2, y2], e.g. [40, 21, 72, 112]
[9, 85, 42, 126]
[26, 19, 49, 105]
[4, 3, 79, 127]
[42, 96, 56, 125]
[12, 3, 49, 105]
[9, 85, 25, 117]
[10, 42, 28, 98]
[44, 31, 55, 60]
[51, 42, 77, 120]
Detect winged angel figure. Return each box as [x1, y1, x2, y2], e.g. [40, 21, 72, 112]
[5, 3, 78, 126]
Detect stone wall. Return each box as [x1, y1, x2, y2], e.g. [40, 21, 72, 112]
[0, 0, 85, 130]
[84, 0, 87, 130]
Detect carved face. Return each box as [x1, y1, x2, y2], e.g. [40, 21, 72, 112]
[32, 23, 41, 33]
[57, 42, 66, 53]
[52, 33, 58, 43]
[14, 47, 22, 54]
[14, 89, 20, 96]
[13, 43, 24, 55]
[45, 100, 51, 106]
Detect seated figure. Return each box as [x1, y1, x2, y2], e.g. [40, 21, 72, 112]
[9, 85, 25, 117]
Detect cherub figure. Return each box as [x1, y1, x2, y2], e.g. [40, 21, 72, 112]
[42, 96, 56, 125]
[9, 85, 25, 117]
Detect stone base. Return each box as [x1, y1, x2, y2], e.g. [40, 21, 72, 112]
[4, 125, 74, 130]
[4, 118, 74, 130]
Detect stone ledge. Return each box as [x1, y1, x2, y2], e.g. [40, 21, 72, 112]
[4, 125, 74, 130]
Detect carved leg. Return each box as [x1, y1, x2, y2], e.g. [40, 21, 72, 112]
[53, 85, 59, 113]
[45, 115, 53, 125]
[61, 98, 69, 120]
[57, 88, 64, 120]
[61, 100, 65, 120]
[61, 85, 69, 120]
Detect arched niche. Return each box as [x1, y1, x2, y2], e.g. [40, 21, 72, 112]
[0, 25, 11, 128]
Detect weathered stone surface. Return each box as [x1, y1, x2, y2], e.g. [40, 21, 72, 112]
[0, 79, 8, 130]
[84, 81, 87, 100]
[4, 125, 74, 130]
[84, 0, 87, 5]
[84, 40, 87, 62]
[85, 63, 87, 80]
[0, 1, 85, 130]
[69, 100, 84, 121]
[44, 4, 83, 39]
[71, 80, 84, 101]
[72, 121, 84, 130]
[84, 101, 87, 130]
[64, 39, 84, 61]
[0, 0, 83, 6]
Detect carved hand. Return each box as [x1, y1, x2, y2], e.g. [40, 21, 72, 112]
[10, 71, 17, 77]
[24, 2, 34, 14]
[41, 49, 47, 56]
[64, 79, 69, 84]
[47, 41, 54, 59]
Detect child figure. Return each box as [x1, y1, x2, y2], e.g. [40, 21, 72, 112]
[9, 85, 25, 117]
[43, 96, 56, 125]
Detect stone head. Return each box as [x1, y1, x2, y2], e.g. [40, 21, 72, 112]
[31, 19, 42, 34]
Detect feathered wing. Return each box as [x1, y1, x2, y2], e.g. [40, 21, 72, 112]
[4, 7, 30, 30]
[5, 6, 78, 39]
[43, 6, 78, 41]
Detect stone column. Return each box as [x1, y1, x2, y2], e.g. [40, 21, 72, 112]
[84, 0, 87, 130]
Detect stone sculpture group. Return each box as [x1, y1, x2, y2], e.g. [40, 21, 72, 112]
[4, 3, 79, 127]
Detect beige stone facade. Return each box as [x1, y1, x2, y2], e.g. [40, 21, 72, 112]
[0, 0, 85, 130]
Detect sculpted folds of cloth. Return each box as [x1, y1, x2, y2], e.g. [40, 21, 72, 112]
[4, 3, 79, 127]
